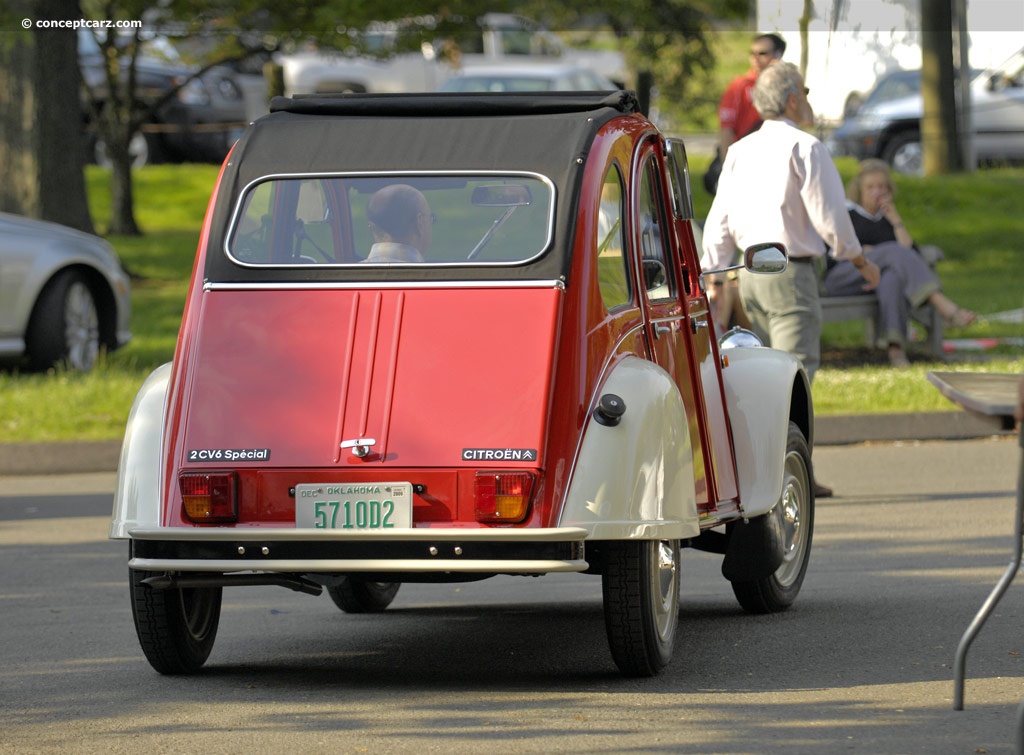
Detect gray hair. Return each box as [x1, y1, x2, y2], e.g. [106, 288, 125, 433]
[752, 61, 803, 119]
[367, 183, 427, 238]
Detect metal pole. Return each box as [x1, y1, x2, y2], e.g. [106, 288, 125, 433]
[953, 435, 1024, 709]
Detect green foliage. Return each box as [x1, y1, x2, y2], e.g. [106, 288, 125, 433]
[518, 3, 750, 132]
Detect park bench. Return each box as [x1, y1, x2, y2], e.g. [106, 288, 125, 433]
[819, 244, 945, 358]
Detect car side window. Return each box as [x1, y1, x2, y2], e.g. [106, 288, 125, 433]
[596, 165, 631, 311]
[233, 179, 339, 264]
[664, 138, 694, 221]
[638, 157, 676, 302]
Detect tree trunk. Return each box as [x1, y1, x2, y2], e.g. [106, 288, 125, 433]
[0, 0, 94, 233]
[90, 21, 143, 237]
[636, 70, 653, 117]
[34, 0, 94, 231]
[108, 134, 139, 235]
[98, 104, 140, 235]
[798, 0, 812, 79]
[920, 0, 963, 175]
[0, 19, 35, 215]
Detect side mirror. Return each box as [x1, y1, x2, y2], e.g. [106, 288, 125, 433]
[744, 242, 788, 274]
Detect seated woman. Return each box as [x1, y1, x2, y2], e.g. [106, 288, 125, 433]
[824, 159, 976, 367]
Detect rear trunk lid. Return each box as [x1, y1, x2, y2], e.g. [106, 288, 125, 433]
[174, 285, 561, 470]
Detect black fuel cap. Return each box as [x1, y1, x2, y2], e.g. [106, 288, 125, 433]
[594, 393, 626, 426]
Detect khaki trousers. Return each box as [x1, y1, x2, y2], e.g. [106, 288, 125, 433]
[738, 260, 822, 381]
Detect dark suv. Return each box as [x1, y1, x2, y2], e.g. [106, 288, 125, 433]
[828, 50, 1024, 174]
[79, 31, 248, 166]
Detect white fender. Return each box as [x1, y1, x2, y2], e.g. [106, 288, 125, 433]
[559, 357, 699, 540]
[719, 347, 810, 518]
[109, 363, 171, 539]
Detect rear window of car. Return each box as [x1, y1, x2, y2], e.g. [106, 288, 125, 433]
[225, 173, 555, 267]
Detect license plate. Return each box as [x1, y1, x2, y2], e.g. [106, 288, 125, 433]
[294, 482, 412, 529]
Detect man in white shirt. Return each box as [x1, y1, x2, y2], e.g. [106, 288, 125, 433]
[701, 61, 880, 381]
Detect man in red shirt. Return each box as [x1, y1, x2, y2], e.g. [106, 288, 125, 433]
[718, 33, 787, 157]
[704, 33, 788, 332]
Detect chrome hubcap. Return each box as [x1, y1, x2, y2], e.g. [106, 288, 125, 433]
[774, 448, 810, 587]
[892, 142, 923, 176]
[652, 540, 679, 640]
[64, 281, 99, 371]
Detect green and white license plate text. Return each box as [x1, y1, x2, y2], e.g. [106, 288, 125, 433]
[294, 482, 412, 529]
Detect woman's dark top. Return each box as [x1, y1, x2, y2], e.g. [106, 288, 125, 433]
[826, 203, 910, 272]
[848, 207, 897, 245]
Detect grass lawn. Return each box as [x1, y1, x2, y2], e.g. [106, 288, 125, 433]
[1, 161, 1021, 443]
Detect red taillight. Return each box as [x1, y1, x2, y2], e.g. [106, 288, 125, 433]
[180, 472, 238, 523]
[474, 471, 535, 523]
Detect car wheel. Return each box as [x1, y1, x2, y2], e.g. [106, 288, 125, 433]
[130, 569, 222, 675]
[601, 538, 680, 677]
[326, 578, 401, 613]
[25, 269, 101, 372]
[883, 130, 923, 176]
[94, 130, 153, 168]
[730, 421, 814, 613]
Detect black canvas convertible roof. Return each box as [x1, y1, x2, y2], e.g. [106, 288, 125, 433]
[204, 91, 641, 283]
[271, 91, 639, 118]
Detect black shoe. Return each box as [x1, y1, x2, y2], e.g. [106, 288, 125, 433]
[813, 482, 833, 499]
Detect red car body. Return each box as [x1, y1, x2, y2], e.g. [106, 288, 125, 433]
[112, 91, 813, 677]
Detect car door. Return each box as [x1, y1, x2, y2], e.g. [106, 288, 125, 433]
[663, 138, 739, 508]
[630, 140, 718, 507]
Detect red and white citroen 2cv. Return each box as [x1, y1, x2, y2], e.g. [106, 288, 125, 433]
[111, 91, 814, 677]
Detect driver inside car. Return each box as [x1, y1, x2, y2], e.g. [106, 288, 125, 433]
[364, 184, 433, 263]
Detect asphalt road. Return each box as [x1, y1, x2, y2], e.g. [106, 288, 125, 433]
[1, 436, 1022, 754]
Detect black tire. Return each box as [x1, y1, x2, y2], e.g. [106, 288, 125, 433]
[94, 130, 155, 168]
[882, 130, 922, 176]
[130, 569, 222, 675]
[602, 539, 680, 677]
[731, 421, 814, 614]
[327, 578, 400, 613]
[25, 270, 101, 372]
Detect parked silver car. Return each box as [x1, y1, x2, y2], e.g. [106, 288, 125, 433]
[438, 62, 616, 92]
[829, 48, 1024, 174]
[0, 213, 132, 371]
